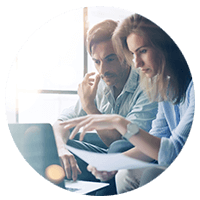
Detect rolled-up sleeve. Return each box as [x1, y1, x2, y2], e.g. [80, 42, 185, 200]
[149, 103, 171, 138]
[158, 83, 195, 165]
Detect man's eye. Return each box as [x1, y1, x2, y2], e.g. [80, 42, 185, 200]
[94, 60, 100, 65]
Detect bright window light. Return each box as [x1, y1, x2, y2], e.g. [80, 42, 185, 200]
[17, 9, 83, 91]
[6, 7, 133, 124]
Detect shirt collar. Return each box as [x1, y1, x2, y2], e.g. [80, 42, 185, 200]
[122, 67, 139, 93]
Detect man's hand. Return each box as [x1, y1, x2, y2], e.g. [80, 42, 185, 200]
[53, 120, 81, 181]
[78, 72, 100, 113]
[60, 152, 82, 181]
[87, 165, 117, 182]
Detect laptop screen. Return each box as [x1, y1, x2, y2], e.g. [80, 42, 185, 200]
[8, 123, 61, 178]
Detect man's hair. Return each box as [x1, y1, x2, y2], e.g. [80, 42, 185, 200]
[87, 20, 118, 56]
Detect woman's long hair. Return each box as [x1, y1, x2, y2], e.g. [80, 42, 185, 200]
[112, 14, 191, 104]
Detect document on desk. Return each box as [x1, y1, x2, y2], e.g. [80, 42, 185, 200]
[66, 145, 166, 171]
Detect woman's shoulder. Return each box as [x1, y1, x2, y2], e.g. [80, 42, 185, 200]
[176, 79, 194, 113]
[186, 79, 195, 106]
[181, 79, 194, 107]
[160, 80, 194, 106]
[187, 80, 194, 92]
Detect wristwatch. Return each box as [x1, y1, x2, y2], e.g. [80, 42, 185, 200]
[123, 123, 139, 140]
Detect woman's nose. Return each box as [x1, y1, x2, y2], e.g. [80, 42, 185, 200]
[134, 56, 144, 68]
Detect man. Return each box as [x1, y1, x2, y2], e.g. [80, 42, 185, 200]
[53, 20, 158, 195]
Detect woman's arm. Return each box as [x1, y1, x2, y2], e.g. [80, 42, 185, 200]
[156, 82, 195, 165]
[128, 129, 161, 160]
[114, 116, 161, 160]
[123, 147, 154, 162]
[61, 114, 161, 160]
[86, 147, 154, 182]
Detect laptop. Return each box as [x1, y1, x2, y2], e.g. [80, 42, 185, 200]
[8, 123, 109, 194]
[8, 123, 63, 184]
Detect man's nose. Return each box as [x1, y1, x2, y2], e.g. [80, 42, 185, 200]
[134, 55, 144, 68]
[99, 62, 107, 75]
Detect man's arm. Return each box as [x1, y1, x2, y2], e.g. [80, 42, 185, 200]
[53, 120, 81, 180]
[78, 72, 121, 147]
[53, 120, 70, 155]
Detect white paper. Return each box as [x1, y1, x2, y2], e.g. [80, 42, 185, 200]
[66, 145, 166, 171]
[64, 180, 109, 194]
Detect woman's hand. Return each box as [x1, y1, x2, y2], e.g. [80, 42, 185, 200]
[60, 114, 130, 141]
[87, 165, 117, 182]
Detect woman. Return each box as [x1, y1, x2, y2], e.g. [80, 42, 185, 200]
[61, 14, 194, 193]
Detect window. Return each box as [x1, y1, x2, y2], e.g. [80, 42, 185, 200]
[6, 7, 132, 125]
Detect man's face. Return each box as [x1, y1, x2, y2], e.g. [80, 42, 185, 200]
[91, 40, 129, 88]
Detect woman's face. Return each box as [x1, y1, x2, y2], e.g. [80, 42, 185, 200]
[126, 33, 161, 78]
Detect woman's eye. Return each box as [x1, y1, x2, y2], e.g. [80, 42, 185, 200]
[140, 49, 147, 53]
[107, 58, 114, 62]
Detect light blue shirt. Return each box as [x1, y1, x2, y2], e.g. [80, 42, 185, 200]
[150, 80, 195, 166]
[59, 67, 158, 133]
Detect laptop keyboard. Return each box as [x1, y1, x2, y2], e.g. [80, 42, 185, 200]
[65, 187, 80, 192]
